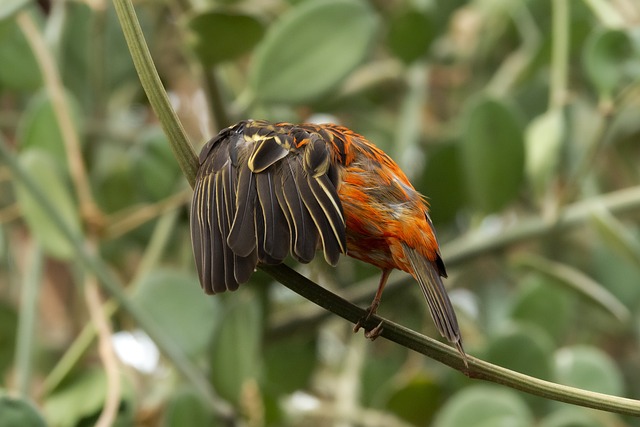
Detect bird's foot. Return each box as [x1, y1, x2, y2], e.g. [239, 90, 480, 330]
[364, 321, 384, 340]
[353, 302, 381, 337]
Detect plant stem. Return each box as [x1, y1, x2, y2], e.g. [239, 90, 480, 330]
[550, 0, 569, 109]
[0, 141, 235, 422]
[17, 11, 101, 225]
[260, 263, 640, 416]
[14, 243, 43, 398]
[111, 0, 199, 187]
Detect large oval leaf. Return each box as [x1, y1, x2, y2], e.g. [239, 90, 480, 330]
[249, 0, 378, 103]
[485, 322, 554, 380]
[17, 89, 83, 168]
[0, 9, 41, 90]
[583, 29, 635, 97]
[433, 385, 533, 427]
[14, 149, 81, 259]
[0, 392, 46, 427]
[387, 8, 434, 64]
[384, 373, 442, 426]
[460, 97, 525, 213]
[421, 142, 466, 224]
[0, 0, 29, 21]
[44, 369, 134, 427]
[554, 346, 624, 396]
[163, 388, 218, 427]
[185, 9, 265, 67]
[132, 270, 219, 357]
[510, 274, 572, 343]
[210, 295, 262, 404]
[131, 128, 182, 203]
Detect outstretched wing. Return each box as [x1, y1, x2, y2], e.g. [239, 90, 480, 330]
[190, 120, 347, 294]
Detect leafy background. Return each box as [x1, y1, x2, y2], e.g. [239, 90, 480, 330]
[1, 0, 640, 426]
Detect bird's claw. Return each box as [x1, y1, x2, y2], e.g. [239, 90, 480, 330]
[364, 321, 384, 340]
[353, 303, 383, 339]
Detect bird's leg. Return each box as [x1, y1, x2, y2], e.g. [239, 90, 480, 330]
[353, 269, 392, 339]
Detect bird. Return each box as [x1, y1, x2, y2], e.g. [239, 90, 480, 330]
[190, 119, 466, 362]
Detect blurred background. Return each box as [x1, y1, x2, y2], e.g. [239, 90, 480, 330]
[1, 0, 640, 425]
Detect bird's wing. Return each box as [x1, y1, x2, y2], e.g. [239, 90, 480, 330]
[190, 120, 347, 294]
[401, 242, 464, 354]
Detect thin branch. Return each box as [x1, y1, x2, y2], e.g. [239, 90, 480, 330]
[111, 0, 198, 187]
[0, 140, 236, 423]
[16, 11, 102, 225]
[14, 243, 43, 398]
[272, 185, 640, 338]
[83, 271, 120, 427]
[550, 0, 569, 109]
[260, 264, 640, 417]
[109, 0, 640, 418]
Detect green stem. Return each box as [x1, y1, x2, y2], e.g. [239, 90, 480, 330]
[111, 0, 198, 187]
[14, 243, 43, 398]
[42, 209, 180, 396]
[0, 141, 234, 422]
[444, 185, 640, 265]
[550, 0, 569, 109]
[260, 263, 640, 416]
[271, 184, 640, 338]
[109, 0, 640, 417]
[203, 69, 232, 130]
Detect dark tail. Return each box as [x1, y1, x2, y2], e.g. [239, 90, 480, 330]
[402, 243, 467, 365]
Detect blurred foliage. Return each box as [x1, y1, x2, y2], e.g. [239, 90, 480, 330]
[1, 0, 640, 426]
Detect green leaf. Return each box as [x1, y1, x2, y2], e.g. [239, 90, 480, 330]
[17, 89, 83, 168]
[185, 9, 265, 67]
[210, 294, 262, 404]
[0, 0, 29, 22]
[421, 143, 466, 224]
[387, 8, 433, 64]
[132, 270, 219, 357]
[384, 373, 442, 426]
[460, 96, 525, 213]
[485, 322, 554, 380]
[589, 207, 640, 269]
[554, 346, 624, 396]
[525, 108, 565, 197]
[90, 143, 137, 214]
[583, 29, 634, 97]
[249, 0, 378, 103]
[0, 392, 46, 427]
[0, 302, 17, 377]
[131, 128, 182, 202]
[517, 253, 630, 324]
[0, 9, 41, 90]
[540, 407, 605, 427]
[13, 150, 81, 260]
[163, 388, 218, 427]
[44, 369, 134, 427]
[263, 334, 316, 395]
[510, 274, 572, 343]
[433, 385, 533, 427]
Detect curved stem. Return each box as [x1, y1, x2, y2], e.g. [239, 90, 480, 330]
[108, 0, 640, 418]
[260, 264, 640, 417]
[0, 141, 236, 422]
[111, 0, 198, 187]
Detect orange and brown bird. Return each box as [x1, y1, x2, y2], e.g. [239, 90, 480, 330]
[190, 120, 465, 360]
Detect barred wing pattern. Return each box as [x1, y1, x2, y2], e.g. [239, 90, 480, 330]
[191, 120, 347, 294]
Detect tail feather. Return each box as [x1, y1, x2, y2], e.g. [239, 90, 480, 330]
[402, 243, 467, 364]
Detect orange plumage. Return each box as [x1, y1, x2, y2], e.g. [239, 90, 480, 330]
[191, 120, 465, 360]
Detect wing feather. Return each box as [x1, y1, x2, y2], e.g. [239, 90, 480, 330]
[190, 120, 348, 293]
[256, 170, 290, 261]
